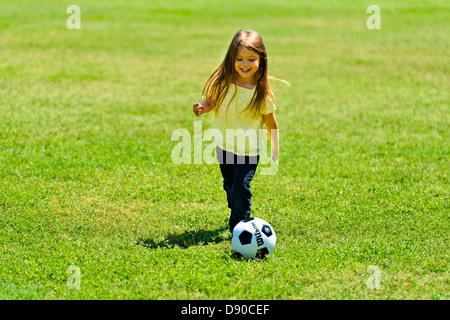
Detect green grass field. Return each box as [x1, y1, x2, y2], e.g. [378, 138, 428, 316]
[0, 0, 448, 299]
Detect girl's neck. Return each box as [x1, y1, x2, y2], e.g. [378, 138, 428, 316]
[234, 78, 256, 90]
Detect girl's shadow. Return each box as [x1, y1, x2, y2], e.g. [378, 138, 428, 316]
[136, 227, 228, 249]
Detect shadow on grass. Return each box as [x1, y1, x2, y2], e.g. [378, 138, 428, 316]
[136, 227, 228, 249]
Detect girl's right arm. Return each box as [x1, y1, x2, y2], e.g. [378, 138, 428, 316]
[193, 98, 214, 116]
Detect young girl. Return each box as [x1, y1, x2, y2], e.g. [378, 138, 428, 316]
[192, 29, 287, 232]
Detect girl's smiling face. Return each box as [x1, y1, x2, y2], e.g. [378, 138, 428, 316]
[234, 46, 260, 84]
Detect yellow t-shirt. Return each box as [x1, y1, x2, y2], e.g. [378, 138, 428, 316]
[213, 85, 276, 156]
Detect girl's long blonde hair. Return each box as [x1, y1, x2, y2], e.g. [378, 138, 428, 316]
[202, 29, 289, 120]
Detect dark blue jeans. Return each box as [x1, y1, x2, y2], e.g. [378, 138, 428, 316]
[216, 146, 259, 232]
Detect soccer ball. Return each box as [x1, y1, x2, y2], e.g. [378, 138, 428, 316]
[231, 217, 276, 259]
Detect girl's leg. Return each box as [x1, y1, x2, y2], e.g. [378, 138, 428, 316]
[216, 147, 259, 232]
[217, 147, 235, 211]
[229, 154, 259, 232]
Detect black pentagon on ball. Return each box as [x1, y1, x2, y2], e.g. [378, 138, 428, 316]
[261, 225, 273, 237]
[238, 230, 253, 245]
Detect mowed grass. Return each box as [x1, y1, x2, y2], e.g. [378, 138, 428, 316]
[0, 0, 448, 299]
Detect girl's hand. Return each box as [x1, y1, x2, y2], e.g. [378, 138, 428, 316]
[262, 113, 279, 162]
[272, 148, 279, 162]
[193, 103, 205, 116]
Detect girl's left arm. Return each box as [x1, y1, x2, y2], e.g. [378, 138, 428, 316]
[262, 112, 279, 161]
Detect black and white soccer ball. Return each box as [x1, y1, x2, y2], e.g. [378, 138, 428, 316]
[231, 217, 276, 259]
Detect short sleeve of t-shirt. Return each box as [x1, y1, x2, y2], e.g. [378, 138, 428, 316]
[261, 96, 276, 115]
